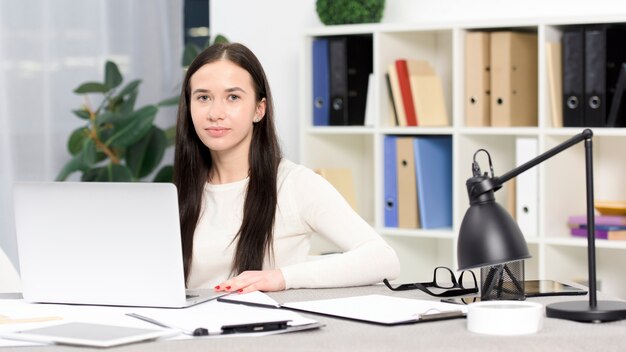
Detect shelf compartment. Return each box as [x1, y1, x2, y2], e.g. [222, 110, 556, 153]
[376, 29, 453, 128]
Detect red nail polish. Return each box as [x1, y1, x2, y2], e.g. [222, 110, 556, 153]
[238, 289, 243, 293]
[225, 286, 231, 290]
[214, 285, 220, 290]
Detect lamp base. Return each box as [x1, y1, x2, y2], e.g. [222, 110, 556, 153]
[546, 300, 626, 323]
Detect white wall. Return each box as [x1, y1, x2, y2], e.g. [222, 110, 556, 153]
[211, 0, 626, 162]
[384, 0, 626, 23]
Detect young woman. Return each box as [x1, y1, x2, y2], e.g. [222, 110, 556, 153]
[174, 42, 399, 294]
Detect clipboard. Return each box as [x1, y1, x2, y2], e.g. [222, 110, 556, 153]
[220, 293, 466, 326]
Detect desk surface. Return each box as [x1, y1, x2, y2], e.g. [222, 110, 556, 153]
[2, 285, 626, 352]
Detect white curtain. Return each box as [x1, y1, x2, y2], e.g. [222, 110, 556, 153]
[0, 0, 184, 270]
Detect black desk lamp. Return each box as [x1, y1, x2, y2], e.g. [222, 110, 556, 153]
[457, 129, 626, 322]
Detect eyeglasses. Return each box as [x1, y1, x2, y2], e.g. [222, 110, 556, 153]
[383, 266, 478, 297]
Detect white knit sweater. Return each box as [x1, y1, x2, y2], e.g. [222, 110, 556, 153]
[187, 159, 400, 289]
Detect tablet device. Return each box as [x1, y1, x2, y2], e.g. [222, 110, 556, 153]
[0, 322, 178, 348]
[524, 280, 587, 297]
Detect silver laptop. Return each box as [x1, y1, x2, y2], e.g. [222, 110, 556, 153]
[13, 182, 223, 308]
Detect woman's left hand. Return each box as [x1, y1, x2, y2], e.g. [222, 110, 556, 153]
[214, 269, 286, 294]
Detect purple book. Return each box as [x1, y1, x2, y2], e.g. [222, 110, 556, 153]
[570, 227, 609, 239]
[570, 227, 626, 240]
[567, 215, 626, 226]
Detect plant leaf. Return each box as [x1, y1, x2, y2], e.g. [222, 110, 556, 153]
[81, 139, 98, 167]
[182, 43, 200, 67]
[105, 105, 158, 148]
[164, 125, 176, 146]
[81, 164, 132, 182]
[158, 95, 179, 107]
[55, 152, 86, 181]
[104, 61, 123, 91]
[153, 165, 174, 183]
[95, 111, 118, 126]
[106, 95, 123, 112]
[74, 82, 107, 94]
[125, 127, 166, 179]
[212, 34, 229, 44]
[119, 90, 138, 114]
[72, 109, 91, 120]
[81, 167, 105, 182]
[108, 163, 133, 182]
[117, 79, 142, 97]
[68, 127, 88, 155]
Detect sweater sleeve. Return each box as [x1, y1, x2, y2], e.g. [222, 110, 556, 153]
[280, 167, 400, 289]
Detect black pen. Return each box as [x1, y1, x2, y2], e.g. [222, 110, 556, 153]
[220, 320, 290, 334]
[126, 313, 290, 336]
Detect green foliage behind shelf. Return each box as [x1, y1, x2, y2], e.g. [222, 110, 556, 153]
[316, 0, 385, 25]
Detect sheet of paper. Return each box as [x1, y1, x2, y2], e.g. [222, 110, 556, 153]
[218, 291, 281, 307]
[282, 294, 468, 325]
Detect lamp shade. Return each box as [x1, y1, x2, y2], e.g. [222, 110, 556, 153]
[458, 196, 531, 270]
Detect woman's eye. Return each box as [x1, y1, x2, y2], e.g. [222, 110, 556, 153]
[228, 94, 240, 102]
[198, 95, 209, 102]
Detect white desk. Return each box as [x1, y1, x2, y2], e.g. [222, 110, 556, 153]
[1, 285, 625, 351]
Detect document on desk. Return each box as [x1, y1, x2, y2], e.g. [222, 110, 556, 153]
[280, 294, 468, 325]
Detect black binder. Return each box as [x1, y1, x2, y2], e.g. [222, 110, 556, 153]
[329, 37, 348, 125]
[583, 25, 626, 127]
[562, 27, 585, 127]
[607, 63, 626, 127]
[328, 35, 373, 126]
[584, 26, 606, 127]
[604, 26, 626, 127]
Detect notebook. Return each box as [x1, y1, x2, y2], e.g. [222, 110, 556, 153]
[12, 182, 223, 308]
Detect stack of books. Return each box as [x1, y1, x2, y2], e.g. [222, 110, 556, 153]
[567, 215, 626, 240]
[386, 59, 448, 127]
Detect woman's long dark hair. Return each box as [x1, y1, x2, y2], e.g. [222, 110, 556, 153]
[173, 43, 282, 284]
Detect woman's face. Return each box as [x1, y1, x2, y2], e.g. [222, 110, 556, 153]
[189, 59, 265, 158]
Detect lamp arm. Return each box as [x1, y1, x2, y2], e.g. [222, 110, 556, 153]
[493, 128, 598, 307]
[493, 129, 593, 187]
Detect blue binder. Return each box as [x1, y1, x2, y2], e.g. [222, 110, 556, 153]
[312, 38, 330, 126]
[413, 136, 452, 229]
[384, 135, 398, 227]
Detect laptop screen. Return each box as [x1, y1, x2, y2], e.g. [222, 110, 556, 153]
[13, 182, 194, 307]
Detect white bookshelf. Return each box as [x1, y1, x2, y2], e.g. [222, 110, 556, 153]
[299, 16, 626, 299]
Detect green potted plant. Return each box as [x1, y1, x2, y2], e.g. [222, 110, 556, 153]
[316, 0, 385, 25]
[56, 35, 228, 183]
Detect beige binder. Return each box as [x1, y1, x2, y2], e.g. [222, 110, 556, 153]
[408, 61, 449, 126]
[546, 42, 563, 128]
[315, 168, 357, 211]
[411, 75, 449, 126]
[465, 31, 491, 127]
[396, 137, 419, 229]
[490, 31, 538, 127]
